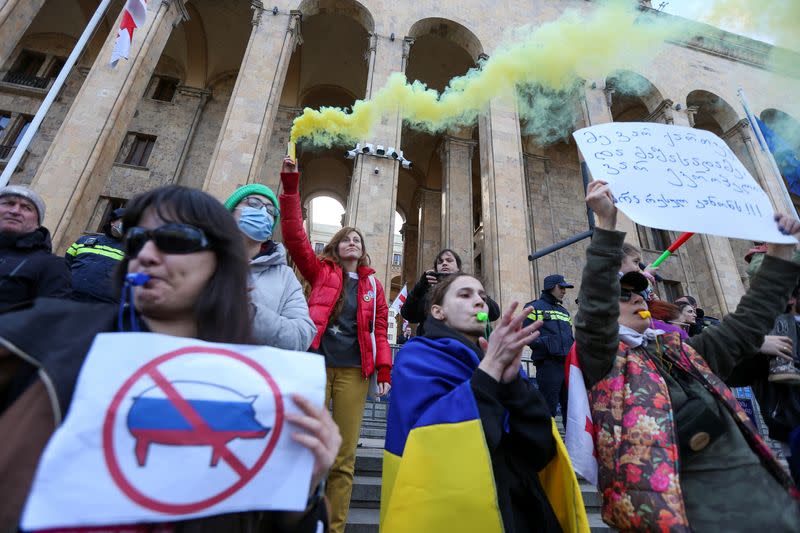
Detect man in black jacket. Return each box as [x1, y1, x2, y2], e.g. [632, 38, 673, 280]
[524, 274, 574, 418]
[0, 185, 71, 313]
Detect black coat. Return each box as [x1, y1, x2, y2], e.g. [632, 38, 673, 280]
[0, 227, 71, 313]
[401, 272, 501, 335]
[750, 314, 800, 443]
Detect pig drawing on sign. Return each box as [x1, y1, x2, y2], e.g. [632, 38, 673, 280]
[126, 381, 271, 467]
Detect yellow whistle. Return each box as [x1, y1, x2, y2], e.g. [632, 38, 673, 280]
[638, 310, 651, 319]
[287, 141, 296, 161]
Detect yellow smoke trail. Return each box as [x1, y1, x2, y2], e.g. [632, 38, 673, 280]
[705, 0, 800, 52]
[290, 0, 680, 146]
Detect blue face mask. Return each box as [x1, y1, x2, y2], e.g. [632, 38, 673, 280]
[238, 206, 274, 242]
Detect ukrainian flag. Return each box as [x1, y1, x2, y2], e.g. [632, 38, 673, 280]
[381, 337, 589, 532]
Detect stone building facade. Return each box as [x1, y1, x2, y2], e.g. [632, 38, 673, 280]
[1, 0, 799, 318]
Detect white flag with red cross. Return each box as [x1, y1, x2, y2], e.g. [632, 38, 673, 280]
[564, 342, 598, 486]
[390, 285, 408, 312]
[110, 0, 148, 66]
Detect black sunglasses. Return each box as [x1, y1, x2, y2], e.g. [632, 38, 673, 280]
[242, 196, 279, 217]
[619, 288, 648, 303]
[125, 223, 211, 257]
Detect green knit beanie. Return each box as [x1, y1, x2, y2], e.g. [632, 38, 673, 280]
[224, 183, 280, 225]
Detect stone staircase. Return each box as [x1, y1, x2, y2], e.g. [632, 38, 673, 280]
[345, 400, 614, 532]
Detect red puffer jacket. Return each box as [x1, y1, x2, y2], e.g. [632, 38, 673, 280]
[280, 172, 392, 383]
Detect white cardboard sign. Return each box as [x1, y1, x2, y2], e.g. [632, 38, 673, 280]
[573, 122, 796, 244]
[22, 333, 325, 530]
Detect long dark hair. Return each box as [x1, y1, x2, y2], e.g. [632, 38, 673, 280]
[116, 186, 252, 344]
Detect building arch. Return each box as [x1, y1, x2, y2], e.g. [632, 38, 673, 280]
[406, 18, 483, 62]
[302, 188, 348, 211]
[760, 108, 800, 148]
[299, 84, 358, 110]
[606, 70, 666, 121]
[686, 90, 741, 135]
[297, 0, 374, 34]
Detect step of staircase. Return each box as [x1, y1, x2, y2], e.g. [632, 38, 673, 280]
[346, 445, 613, 532]
[347, 507, 614, 533]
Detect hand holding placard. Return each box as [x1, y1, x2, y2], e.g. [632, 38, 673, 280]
[573, 122, 797, 244]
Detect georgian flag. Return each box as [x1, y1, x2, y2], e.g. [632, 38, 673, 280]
[564, 342, 598, 486]
[110, 0, 148, 66]
[390, 285, 408, 312]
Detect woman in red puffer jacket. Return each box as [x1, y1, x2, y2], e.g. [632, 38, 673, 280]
[279, 157, 391, 533]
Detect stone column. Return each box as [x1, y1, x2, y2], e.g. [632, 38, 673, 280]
[32, 0, 189, 252]
[439, 135, 477, 272]
[345, 36, 410, 291]
[260, 105, 300, 191]
[171, 86, 211, 183]
[0, 0, 46, 70]
[477, 95, 533, 308]
[523, 152, 558, 294]
[415, 188, 441, 277]
[401, 222, 418, 288]
[581, 80, 639, 242]
[672, 107, 745, 315]
[202, 5, 301, 201]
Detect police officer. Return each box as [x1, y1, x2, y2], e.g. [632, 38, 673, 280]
[65, 207, 126, 303]
[523, 274, 575, 418]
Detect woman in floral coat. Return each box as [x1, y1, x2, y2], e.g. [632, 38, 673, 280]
[572, 180, 800, 532]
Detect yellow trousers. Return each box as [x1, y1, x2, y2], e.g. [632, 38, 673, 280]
[325, 366, 369, 533]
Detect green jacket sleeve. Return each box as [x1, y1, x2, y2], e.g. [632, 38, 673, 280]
[686, 254, 800, 380]
[573, 228, 626, 388]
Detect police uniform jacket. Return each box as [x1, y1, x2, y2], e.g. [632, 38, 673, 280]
[523, 291, 574, 362]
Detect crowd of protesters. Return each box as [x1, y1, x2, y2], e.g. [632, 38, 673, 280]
[2, 162, 800, 532]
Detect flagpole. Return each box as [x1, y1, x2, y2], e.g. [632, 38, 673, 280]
[0, 0, 114, 189]
[737, 87, 799, 219]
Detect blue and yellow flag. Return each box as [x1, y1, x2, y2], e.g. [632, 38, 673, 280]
[381, 336, 589, 532]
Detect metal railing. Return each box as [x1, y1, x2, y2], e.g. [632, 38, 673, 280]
[2, 71, 50, 89]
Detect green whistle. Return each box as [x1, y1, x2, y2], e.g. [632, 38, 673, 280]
[476, 312, 489, 322]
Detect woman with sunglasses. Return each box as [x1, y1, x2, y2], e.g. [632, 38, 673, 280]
[0, 186, 340, 531]
[224, 184, 315, 350]
[280, 157, 392, 533]
[573, 180, 800, 531]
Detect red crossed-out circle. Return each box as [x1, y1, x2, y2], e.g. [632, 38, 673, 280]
[102, 346, 284, 514]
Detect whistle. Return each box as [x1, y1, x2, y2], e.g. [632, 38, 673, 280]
[476, 312, 489, 322]
[126, 273, 151, 286]
[638, 310, 651, 319]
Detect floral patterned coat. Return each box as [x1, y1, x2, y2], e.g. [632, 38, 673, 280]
[589, 332, 797, 532]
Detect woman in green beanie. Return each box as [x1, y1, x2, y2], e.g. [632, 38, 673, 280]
[225, 183, 316, 350]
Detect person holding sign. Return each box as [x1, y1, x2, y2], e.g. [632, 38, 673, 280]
[279, 157, 392, 533]
[0, 186, 340, 532]
[573, 180, 800, 532]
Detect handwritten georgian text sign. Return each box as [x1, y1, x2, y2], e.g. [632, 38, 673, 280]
[573, 122, 796, 244]
[22, 333, 325, 530]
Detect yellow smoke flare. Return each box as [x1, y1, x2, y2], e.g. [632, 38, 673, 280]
[290, 1, 680, 146]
